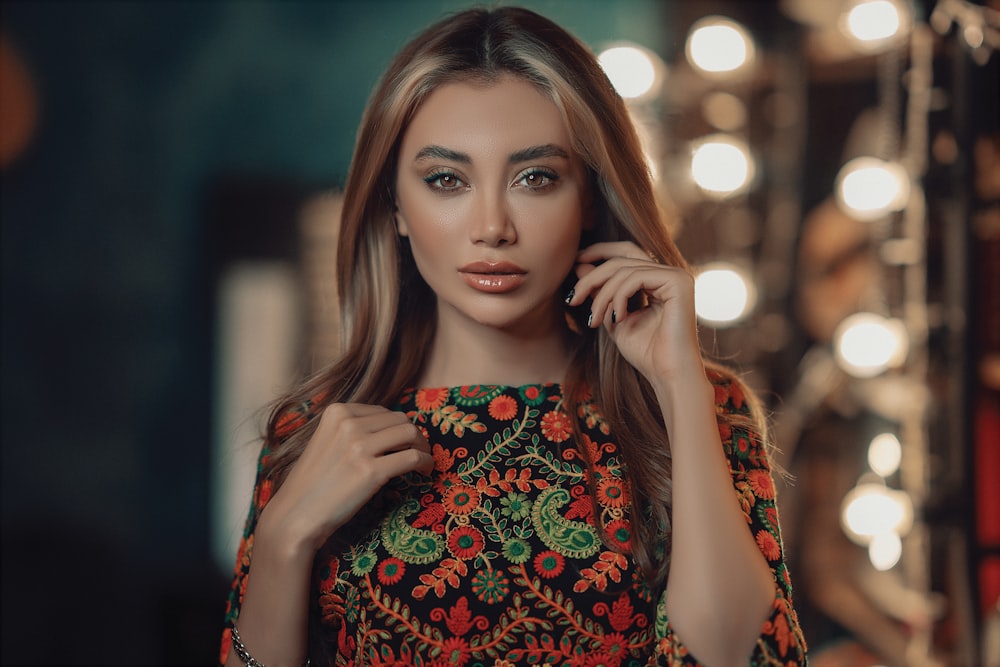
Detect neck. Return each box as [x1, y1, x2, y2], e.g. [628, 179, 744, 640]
[418, 307, 575, 388]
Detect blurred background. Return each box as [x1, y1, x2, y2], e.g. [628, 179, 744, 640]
[1, 0, 997, 664]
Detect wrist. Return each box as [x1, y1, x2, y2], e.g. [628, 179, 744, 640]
[651, 371, 714, 425]
[255, 505, 325, 567]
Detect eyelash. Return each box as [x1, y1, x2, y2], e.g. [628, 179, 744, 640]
[423, 170, 466, 191]
[422, 168, 560, 193]
[514, 168, 559, 191]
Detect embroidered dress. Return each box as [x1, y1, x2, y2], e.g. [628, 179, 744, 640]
[222, 376, 807, 666]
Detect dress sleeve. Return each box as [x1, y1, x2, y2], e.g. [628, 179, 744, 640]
[218, 442, 275, 666]
[648, 374, 809, 666]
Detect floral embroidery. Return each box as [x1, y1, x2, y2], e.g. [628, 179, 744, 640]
[489, 394, 519, 421]
[222, 380, 806, 666]
[541, 409, 573, 442]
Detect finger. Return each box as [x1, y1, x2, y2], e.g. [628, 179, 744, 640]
[570, 257, 648, 311]
[577, 241, 651, 264]
[587, 265, 653, 327]
[376, 447, 437, 479]
[345, 411, 429, 456]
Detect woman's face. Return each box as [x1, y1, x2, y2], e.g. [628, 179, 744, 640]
[395, 75, 590, 334]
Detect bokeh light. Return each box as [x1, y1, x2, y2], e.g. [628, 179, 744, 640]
[685, 17, 756, 76]
[868, 432, 903, 477]
[834, 312, 909, 378]
[694, 263, 756, 325]
[690, 135, 755, 196]
[836, 157, 910, 221]
[598, 44, 662, 100]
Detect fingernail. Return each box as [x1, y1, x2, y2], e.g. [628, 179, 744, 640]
[564, 288, 575, 304]
[611, 310, 617, 324]
[587, 312, 593, 327]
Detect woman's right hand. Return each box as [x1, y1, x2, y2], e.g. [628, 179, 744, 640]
[257, 403, 435, 556]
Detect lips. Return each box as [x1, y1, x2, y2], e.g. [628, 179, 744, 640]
[459, 261, 527, 293]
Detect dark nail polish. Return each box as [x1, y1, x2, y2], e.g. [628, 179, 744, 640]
[587, 312, 593, 327]
[611, 310, 617, 324]
[564, 288, 575, 305]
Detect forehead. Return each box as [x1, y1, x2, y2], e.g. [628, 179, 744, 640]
[401, 76, 571, 157]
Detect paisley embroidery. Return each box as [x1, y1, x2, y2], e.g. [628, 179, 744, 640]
[222, 379, 807, 666]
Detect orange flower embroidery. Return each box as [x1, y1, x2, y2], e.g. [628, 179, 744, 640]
[488, 394, 518, 421]
[377, 557, 406, 585]
[448, 525, 485, 560]
[596, 478, 629, 507]
[747, 468, 776, 499]
[415, 387, 449, 411]
[604, 519, 632, 551]
[756, 529, 782, 561]
[533, 550, 565, 579]
[540, 409, 572, 442]
[443, 485, 480, 515]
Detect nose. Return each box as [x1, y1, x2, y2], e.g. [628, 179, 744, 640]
[470, 189, 516, 246]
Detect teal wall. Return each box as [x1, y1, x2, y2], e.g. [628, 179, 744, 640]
[0, 2, 668, 663]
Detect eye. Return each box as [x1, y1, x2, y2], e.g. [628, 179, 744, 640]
[423, 170, 466, 192]
[514, 168, 559, 191]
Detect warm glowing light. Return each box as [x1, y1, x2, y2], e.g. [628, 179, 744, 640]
[702, 91, 747, 131]
[841, 482, 913, 543]
[598, 44, 661, 100]
[685, 17, 756, 76]
[690, 135, 754, 196]
[868, 433, 902, 477]
[836, 157, 910, 221]
[868, 531, 902, 570]
[841, 0, 912, 50]
[834, 313, 909, 378]
[694, 263, 755, 325]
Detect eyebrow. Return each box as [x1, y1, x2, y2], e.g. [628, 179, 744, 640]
[413, 143, 569, 164]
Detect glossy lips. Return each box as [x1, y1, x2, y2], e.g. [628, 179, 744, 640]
[459, 261, 527, 293]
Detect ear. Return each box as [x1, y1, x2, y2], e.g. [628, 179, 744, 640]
[395, 207, 409, 237]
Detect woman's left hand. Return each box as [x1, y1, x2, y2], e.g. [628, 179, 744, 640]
[568, 241, 705, 385]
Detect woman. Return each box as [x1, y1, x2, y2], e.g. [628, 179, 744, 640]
[221, 7, 807, 667]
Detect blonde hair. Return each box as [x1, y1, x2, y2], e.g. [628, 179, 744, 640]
[264, 6, 764, 587]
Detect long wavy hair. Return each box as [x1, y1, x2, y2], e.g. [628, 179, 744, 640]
[262, 6, 765, 588]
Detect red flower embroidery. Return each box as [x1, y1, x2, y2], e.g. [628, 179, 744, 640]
[448, 525, 485, 560]
[533, 550, 565, 579]
[443, 485, 480, 515]
[747, 468, 776, 499]
[541, 410, 572, 442]
[604, 519, 632, 551]
[440, 636, 471, 667]
[488, 394, 518, 421]
[596, 478, 629, 508]
[756, 529, 782, 561]
[377, 557, 406, 586]
[416, 387, 449, 411]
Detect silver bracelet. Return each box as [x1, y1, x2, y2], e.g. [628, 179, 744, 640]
[230, 623, 310, 667]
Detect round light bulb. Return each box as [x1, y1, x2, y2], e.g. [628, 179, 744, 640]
[694, 263, 755, 325]
[868, 432, 902, 477]
[841, 0, 912, 51]
[836, 157, 910, 221]
[690, 135, 754, 196]
[686, 17, 756, 76]
[834, 312, 908, 378]
[841, 482, 913, 544]
[598, 44, 661, 100]
[868, 531, 902, 570]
